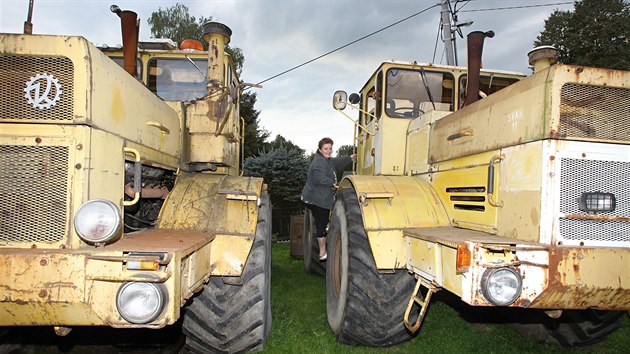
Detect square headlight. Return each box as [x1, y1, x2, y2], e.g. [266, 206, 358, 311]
[579, 192, 615, 213]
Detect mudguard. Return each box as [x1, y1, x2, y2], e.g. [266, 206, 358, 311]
[339, 175, 450, 269]
[158, 172, 264, 276]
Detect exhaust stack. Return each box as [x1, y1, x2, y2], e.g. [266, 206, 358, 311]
[463, 30, 494, 107]
[111, 5, 139, 77]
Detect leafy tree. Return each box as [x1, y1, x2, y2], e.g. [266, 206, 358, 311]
[336, 144, 355, 157]
[243, 147, 309, 210]
[147, 4, 210, 46]
[535, 0, 630, 70]
[241, 92, 270, 159]
[147, 3, 244, 73]
[265, 135, 305, 155]
[335, 144, 355, 180]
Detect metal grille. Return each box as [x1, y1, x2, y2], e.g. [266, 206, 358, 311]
[559, 83, 630, 141]
[0, 145, 69, 243]
[0, 55, 74, 121]
[559, 158, 630, 243]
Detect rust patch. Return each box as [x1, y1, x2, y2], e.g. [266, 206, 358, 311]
[561, 117, 595, 135]
[564, 214, 630, 222]
[530, 247, 630, 309]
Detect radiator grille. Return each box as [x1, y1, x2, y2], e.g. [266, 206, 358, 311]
[559, 158, 630, 243]
[0, 55, 74, 121]
[559, 83, 630, 141]
[0, 145, 69, 243]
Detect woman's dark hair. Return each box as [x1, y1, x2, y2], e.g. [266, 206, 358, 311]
[317, 137, 334, 155]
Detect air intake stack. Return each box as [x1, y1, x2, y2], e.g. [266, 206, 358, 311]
[528, 46, 558, 73]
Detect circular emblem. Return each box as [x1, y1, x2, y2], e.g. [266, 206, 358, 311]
[24, 73, 63, 110]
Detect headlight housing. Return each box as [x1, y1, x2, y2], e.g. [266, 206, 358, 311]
[116, 282, 167, 324]
[480, 267, 522, 306]
[579, 192, 615, 213]
[74, 199, 122, 244]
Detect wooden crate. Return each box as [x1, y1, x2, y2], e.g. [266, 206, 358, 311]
[289, 214, 304, 258]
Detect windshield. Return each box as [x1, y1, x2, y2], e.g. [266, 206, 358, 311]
[109, 56, 142, 80]
[385, 69, 454, 118]
[148, 58, 207, 101]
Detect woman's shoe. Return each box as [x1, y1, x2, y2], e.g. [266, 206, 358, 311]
[319, 253, 327, 261]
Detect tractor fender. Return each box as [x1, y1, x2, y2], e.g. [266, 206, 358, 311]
[339, 175, 450, 270]
[158, 172, 264, 276]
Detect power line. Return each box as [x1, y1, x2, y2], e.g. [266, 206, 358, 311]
[460, 1, 573, 12]
[254, 3, 439, 86]
[253, 1, 575, 86]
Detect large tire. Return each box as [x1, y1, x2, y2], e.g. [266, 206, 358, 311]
[0, 328, 21, 354]
[182, 194, 272, 354]
[326, 187, 416, 346]
[303, 208, 325, 276]
[510, 309, 623, 347]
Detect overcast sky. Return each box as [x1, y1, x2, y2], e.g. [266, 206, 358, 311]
[1, 0, 574, 154]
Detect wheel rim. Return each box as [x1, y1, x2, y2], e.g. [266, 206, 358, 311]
[332, 229, 342, 298]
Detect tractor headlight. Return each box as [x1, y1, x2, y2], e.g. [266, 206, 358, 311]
[579, 192, 615, 213]
[116, 282, 167, 324]
[481, 267, 522, 306]
[74, 199, 122, 244]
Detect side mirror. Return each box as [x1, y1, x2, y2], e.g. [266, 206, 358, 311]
[333, 90, 348, 110]
[349, 93, 360, 104]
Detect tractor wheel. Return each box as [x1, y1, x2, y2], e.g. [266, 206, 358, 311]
[303, 208, 325, 276]
[510, 309, 623, 347]
[326, 187, 416, 346]
[182, 194, 272, 354]
[0, 328, 21, 353]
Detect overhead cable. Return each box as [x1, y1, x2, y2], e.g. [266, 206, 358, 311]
[253, 1, 575, 86]
[254, 3, 439, 86]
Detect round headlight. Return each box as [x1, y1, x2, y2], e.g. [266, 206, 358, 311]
[74, 199, 121, 244]
[116, 282, 167, 324]
[481, 267, 522, 306]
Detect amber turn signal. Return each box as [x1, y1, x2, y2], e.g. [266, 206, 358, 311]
[126, 259, 160, 271]
[456, 243, 471, 272]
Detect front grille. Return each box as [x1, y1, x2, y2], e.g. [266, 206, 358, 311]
[0, 145, 69, 243]
[0, 55, 74, 121]
[558, 158, 630, 244]
[559, 83, 630, 141]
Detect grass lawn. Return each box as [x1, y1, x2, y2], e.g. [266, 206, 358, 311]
[263, 242, 629, 354]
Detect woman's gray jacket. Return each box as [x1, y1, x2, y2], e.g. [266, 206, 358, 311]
[301, 153, 352, 210]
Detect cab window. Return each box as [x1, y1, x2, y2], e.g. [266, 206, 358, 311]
[147, 58, 207, 101]
[385, 68, 454, 118]
[108, 56, 142, 80]
[365, 85, 377, 124]
[458, 74, 520, 107]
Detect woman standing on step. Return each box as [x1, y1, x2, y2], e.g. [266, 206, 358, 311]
[301, 137, 354, 261]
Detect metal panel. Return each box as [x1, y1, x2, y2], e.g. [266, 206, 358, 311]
[0, 145, 69, 243]
[0, 55, 73, 121]
[559, 83, 630, 141]
[559, 158, 630, 244]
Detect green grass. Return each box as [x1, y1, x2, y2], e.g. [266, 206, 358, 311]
[263, 242, 629, 353]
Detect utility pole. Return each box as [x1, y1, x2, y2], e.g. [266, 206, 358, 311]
[440, 0, 455, 66]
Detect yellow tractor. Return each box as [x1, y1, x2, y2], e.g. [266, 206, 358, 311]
[329, 31, 629, 347]
[0, 6, 271, 353]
